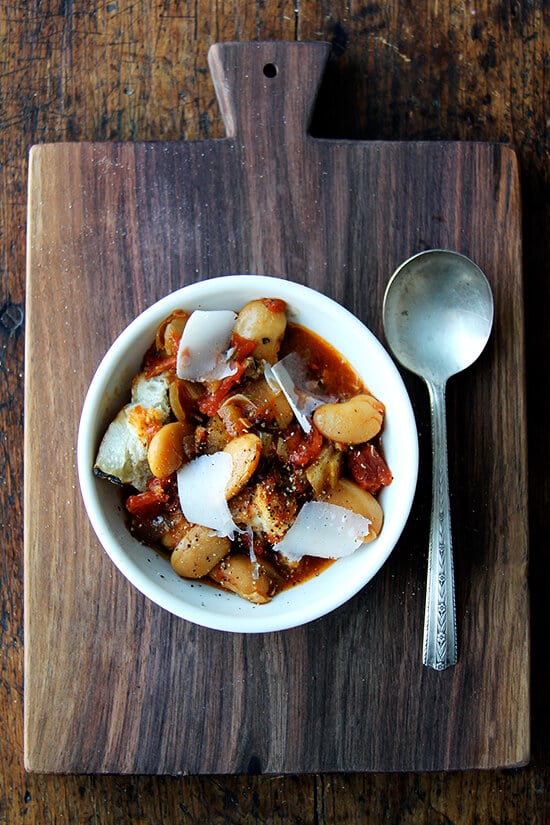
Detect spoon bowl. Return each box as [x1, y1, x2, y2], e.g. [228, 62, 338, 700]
[383, 249, 494, 384]
[383, 249, 494, 670]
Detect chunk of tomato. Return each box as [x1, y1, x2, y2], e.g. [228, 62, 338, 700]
[197, 361, 248, 416]
[125, 476, 173, 518]
[285, 425, 324, 467]
[347, 443, 392, 494]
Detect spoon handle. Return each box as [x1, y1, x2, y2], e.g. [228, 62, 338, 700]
[423, 380, 458, 670]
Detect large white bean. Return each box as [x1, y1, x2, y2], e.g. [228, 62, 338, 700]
[233, 299, 287, 364]
[313, 393, 385, 444]
[147, 421, 188, 478]
[209, 554, 278, 604]
[318, 477, 383, 542]
[223, 433, 262, 498]
[171, 526, 230, 579]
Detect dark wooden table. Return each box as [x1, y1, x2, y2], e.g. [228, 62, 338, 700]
[2, 2, 548, 821]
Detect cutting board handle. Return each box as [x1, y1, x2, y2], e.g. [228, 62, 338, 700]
[208, 41, 330, 140]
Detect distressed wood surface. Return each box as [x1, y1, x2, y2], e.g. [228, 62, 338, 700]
[24, 41, 528, 775]
[2, 1, 549, 822]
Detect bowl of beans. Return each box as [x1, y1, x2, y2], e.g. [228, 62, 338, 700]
[77, 275, 418, 632]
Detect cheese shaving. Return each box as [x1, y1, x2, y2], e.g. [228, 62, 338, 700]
[275, 500, 371, 563]
[176, 452, 240, 538]
[176, 309, 238, 381]
[266, 353, 324, 434]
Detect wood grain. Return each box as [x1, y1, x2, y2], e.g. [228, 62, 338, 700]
[2, 1, 549, 822]
[24, 40, 528, 776]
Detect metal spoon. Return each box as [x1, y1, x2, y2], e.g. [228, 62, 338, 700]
[382, 249, 494, 670]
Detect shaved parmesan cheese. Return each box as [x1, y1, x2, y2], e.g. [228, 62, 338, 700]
[242, 524, 260, 580]
[266, 353, 325, 434]
[176, 452, 240, 538]
[275, 501, 371, 563]
[176, 309, 238, 381]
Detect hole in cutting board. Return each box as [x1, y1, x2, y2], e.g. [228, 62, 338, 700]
[263, 62, 278, 78]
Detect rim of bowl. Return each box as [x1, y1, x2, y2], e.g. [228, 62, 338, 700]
[77, 275, 418, 633]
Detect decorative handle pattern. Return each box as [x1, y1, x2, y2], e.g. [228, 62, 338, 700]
[423, 380, 458, 670]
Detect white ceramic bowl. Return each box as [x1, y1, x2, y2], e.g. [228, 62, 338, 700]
[77, 275, 418, 633]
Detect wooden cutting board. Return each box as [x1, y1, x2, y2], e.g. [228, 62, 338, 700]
[24, 41, 529, 774]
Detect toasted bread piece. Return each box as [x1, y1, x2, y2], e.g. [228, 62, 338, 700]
[94, 372, 171, 490]
[229, 476, 298, 543]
